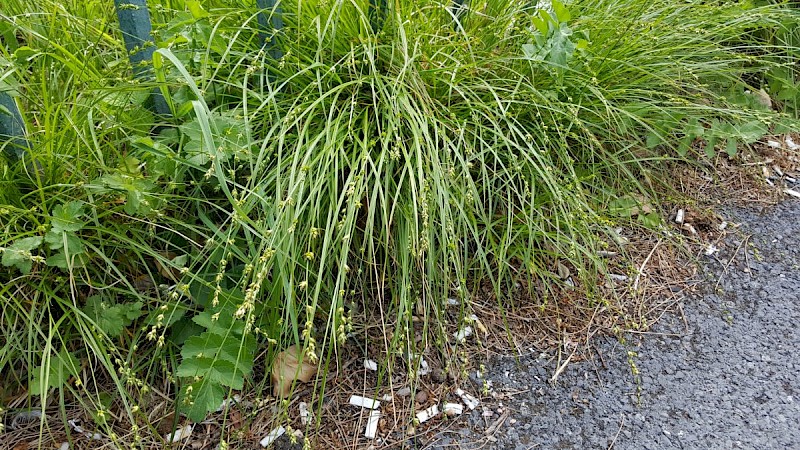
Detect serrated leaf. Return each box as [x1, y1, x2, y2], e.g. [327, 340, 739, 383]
[181, 380, 225, 422]
[82, 295, 143, 337]
[176, 357, 245, 389]
[181, 332, 255, 374]
[50, 201, 85, 234]
[2, 236, 43, 273]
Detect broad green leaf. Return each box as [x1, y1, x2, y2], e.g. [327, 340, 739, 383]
[646, 131, 664, 149]
[30, 350, 80, 395]
[725, 138, 739, 157]
[704, 137, 717, 158]
[609, 196, 639, 218]
[82, 296, 144, 338]
[45, 230, 83, 251]
[552, 0, 571, 23]
[176, 357, 245, 389]
[46, 250, 88, 269]
[737, 120, 767, 144]
[548, 23, 576, 67]
[181, 333, 255, 374]
[531, 15, 549, 37]
[185, 0, 210, 18]
[637, 212, 662, 229]
[50, 201, 85, 234]
[181, 380, 224, 422]
[2, 236, 43, 274]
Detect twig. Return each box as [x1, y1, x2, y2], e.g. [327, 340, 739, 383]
[484, 410, 511, 436]
[550, 340, 578, 385]
[607, 414, 625, 450]
[633, 239, 662, 293]
[714, 234, 750, 292]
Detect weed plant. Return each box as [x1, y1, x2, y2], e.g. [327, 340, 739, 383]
[0, 0, 798, 444]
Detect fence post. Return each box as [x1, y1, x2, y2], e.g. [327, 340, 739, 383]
[113, 0, 171, 117]
[369, 0, 388, 34]
[0, 89, 30, 160]
[452, 0, 467, 31]
[257, 0, 284, 61]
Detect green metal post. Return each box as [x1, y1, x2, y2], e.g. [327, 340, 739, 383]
[452, 0, 467, 31]
[369, 0, 388, 34]
[114, 0, 170, 116]
[257, 0, 284, 61]
[0, 89, 30, 160]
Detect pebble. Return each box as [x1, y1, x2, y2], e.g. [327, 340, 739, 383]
[415, 390, 429, 404]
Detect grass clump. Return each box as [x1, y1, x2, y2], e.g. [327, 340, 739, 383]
[1, 0, 798, 444]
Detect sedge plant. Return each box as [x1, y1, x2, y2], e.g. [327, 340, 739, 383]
[0, 0, 798, 445]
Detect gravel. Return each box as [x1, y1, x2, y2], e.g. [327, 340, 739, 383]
[430, 199, 800, 450]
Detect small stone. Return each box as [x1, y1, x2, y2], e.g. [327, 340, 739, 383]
[415, 390, 429, 404]
[397, 387, 412, 397]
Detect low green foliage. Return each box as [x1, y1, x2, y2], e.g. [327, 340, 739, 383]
[1, 0, 798, 438]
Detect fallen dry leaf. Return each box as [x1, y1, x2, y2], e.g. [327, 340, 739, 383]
[271, 345, 317, 397]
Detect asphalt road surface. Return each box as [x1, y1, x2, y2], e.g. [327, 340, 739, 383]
[431, 199, 800, 450]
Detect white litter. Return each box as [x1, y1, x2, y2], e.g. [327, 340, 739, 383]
[774, 165, 784, 177]
[681, 223, 698, 235]
[381, 394, 393, 401]
[453, 326, 473, 343]
[416, 355, 431, 376]
[719, 221, 728, 231]
[787, 136, 800, 150]
[446, 298, 459, 306]
[217, 394, 241, 411]
[299, 402, 313, 426]
[443, 403, 464, 416]
[675, 209, 685, 224]
[785, 189, 800, 199]
[260, 426, 286, 447]
[364, 359, 378, 371]
[704, 244, 719, 256]
[597, 250, 618, 257]
[416, 404, 439, 423]
[608, 273, 629, 282]
[364, 409, 381, 439]
[349, 395, 381, 409]
[767, 140, 782, 148]
[456, 389, 480, 410]
[165, 424, 193, 443]
[58, 443, 69, 450]
[68, 419, 86, 434]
